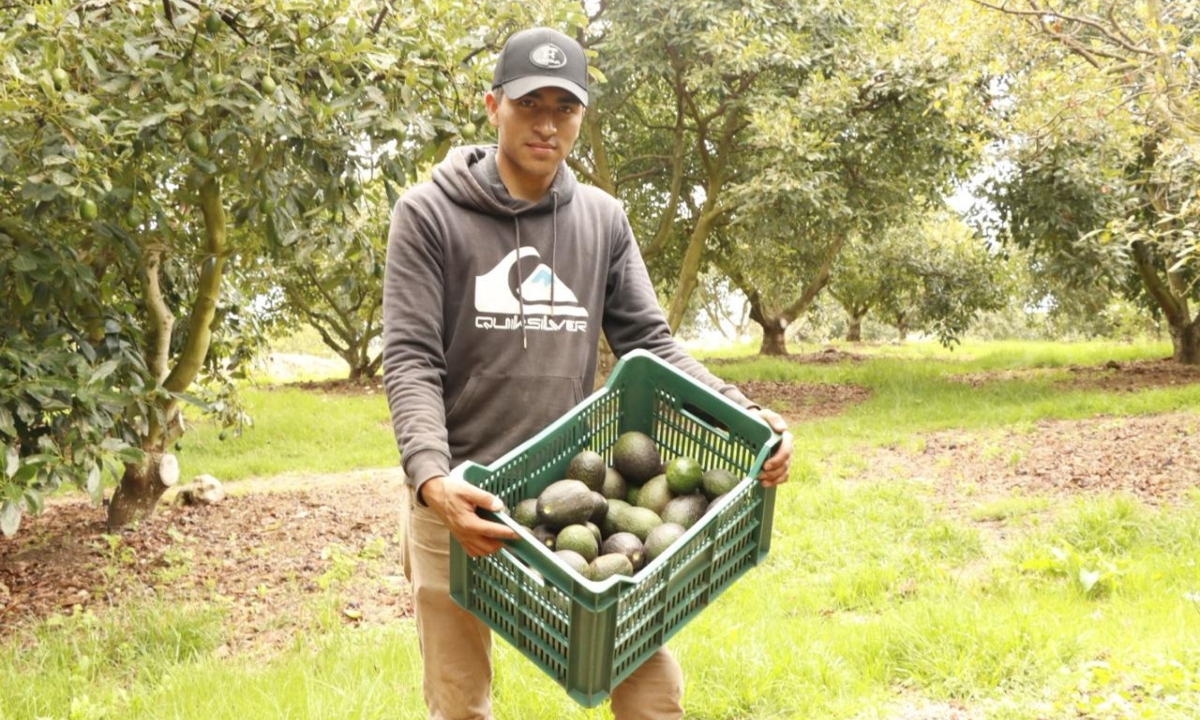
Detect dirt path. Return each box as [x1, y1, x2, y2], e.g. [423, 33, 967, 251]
[0, 468, 411, 650]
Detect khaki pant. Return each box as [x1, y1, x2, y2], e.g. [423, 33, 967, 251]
[401, 487, 684, 720]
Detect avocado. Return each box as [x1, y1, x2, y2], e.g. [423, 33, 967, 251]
[600, 466, 628, 500]
[661, 493, 708, 529]
[614, 505, 663, 542]
[512, 498, 538, 528]
[556, 524, 599, 562]
[589, 552, 634, 582]
[531, 525, 557, 550]
[665, 456, 704, 495]
[706, 492, 732, 516]
[612, 431, 662, 486]
[565, 449, 607, 492]
[643, 522, 686, 563]
[635, 474, 673, 516]
[588, 491, 609, 525]
[601, 532, 646, 572]
[600, 499, 632, 538]
[555, 549, 592, 580]
[701, 467, 741, 499]
[536, 479, 597, 530]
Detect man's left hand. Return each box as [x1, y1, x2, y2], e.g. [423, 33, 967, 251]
[755, 408, 792, 487]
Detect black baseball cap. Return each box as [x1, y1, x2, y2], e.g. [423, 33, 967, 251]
[492, 27, 588, 106]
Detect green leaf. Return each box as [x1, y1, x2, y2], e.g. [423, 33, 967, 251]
[193, 157, 219, 175]
[0, 501, 20, 537]
[88, 359, 119, 386]
[4, 445, 17, 479]
[86, 464, 102, 502]
[11, 252, 37, 272]
[23, 488, 44, 516]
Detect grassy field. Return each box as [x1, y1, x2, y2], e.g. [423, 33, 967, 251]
[2, 339, 1198, 719]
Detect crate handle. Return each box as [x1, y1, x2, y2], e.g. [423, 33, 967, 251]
[679, 401, 729, 439]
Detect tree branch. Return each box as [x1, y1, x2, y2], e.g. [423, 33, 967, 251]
[781, 231, 847, 321]
[371, 1, 392, 35]
[643, 64, 688, 264]
[141, 245, 175, 386]
[971, 0, 1155, 58]
[163, 177, 226, 394]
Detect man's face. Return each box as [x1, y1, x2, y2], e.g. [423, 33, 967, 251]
[486, 87, 584, 194]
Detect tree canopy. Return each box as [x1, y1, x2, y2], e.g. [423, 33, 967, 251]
[0, 0, 564, 533]
[971, 0, 1200, 363]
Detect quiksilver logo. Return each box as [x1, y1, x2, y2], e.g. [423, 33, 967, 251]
[529, 43, 567, 69]
[475, 248, 588, 334]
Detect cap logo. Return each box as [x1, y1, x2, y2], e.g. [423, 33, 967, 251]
[529, 43, 568, 69]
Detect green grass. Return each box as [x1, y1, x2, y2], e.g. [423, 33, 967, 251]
[4, 339, 1199, 719]
[707, 339, 1197, 480]
[176, 386, 397, 482]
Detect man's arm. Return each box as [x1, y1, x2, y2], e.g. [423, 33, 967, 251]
[601, 210, 793, 485]
[381, 195, 517, 548]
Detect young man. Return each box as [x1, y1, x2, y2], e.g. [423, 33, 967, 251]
[382, 27, 793, 720]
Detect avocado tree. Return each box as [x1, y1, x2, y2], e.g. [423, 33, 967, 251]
[711, 4, 987, 355]
[573, 0, 850, 332]
[259, 6, 584, 381]
[971, 0, 1200, 363]
[828, 214, 1009, 344]
[576, 0, 986, 356]
[0, 0, 489, 533]
[263, 179, 393, 383]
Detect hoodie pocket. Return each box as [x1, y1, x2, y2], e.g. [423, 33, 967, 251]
[446, 374, 585, 466]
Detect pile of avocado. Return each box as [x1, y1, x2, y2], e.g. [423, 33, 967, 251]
[507, 430, 742, 583]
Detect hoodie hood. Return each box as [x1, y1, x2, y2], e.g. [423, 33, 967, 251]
[431, 145, 577, 217]
[431, 144, 580, 351]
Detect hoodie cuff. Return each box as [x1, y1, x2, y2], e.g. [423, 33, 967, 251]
[404, 449, 451, 506]
[721, 387, 756, 411]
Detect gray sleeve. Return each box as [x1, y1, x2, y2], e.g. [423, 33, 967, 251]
[601, 211, 756, 409]
[381, 195, 452, 497]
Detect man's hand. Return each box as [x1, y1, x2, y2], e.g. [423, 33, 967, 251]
[419, 476, 519, 557]
[756, 408, 793, 487]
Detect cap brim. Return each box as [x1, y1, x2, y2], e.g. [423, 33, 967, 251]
[500, 76, 588, 106]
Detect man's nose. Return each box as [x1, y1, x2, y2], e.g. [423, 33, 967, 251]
[533, 112, 556, 135]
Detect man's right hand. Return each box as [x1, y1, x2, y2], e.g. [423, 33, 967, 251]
[419, 476, 519, 557]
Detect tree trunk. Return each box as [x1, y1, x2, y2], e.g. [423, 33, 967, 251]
[847, 314, 864, 342]
[107, 452, 179, 530]
[759, 318, 789, 356]
[665, 209, 720, 332]
[1170, 316, 1200, 365]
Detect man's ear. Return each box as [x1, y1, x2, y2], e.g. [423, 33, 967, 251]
[484, 91, 501, 127]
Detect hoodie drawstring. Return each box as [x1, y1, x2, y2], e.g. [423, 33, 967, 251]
[513, 217, 528, 350]
[550, 190, 559, 318]
[512, 190, 562, 352]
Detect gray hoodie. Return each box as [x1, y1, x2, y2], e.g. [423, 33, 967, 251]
[382, 145, 753, 498]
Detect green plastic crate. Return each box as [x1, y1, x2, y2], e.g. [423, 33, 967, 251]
[448, 349, 779, 707]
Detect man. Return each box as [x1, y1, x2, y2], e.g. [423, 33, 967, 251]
[382, 26, 793, 720]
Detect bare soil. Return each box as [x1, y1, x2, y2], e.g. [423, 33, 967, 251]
[2, 353, 1198, 652]
[0, 471, 411, 651]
